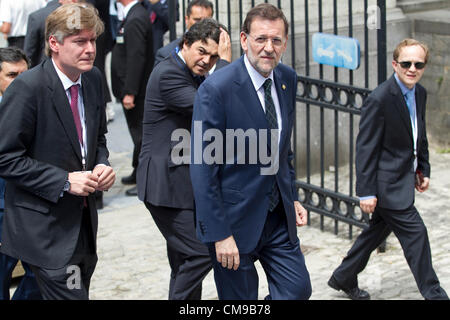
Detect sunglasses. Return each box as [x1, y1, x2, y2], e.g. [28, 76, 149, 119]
[397, 61, 426, 70]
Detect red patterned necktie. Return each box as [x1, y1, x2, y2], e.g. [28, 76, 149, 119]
[69, 84, 88, 207]
[69, 84, 83, 144]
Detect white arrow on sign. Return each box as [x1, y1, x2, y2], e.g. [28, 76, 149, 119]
[337, 49, 353, 63]
[317, 44, 335, 58]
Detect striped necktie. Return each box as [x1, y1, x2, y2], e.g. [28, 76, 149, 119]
[263, 79, 280, 212]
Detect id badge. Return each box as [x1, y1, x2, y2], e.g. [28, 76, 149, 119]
[116, 35, 124, 44]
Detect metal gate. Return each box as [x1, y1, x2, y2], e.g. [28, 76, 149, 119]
[167, 0, 388, 239]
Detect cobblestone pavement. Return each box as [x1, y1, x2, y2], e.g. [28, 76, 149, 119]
[87, 102, 450, 300]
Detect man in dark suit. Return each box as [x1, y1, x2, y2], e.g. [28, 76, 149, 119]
[0, 47, 42, 300]
[137, 19, 227, 300]
[328, 39, 448, 300]
[154, 0, 230, 70]
[0, 3, 116, 300]
[190, 4, 311, 300]
[88, 0, 114, 106]
[111, 0, 154, 196]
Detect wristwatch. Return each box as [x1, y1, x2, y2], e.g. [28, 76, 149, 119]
[63, 180, 71, 192]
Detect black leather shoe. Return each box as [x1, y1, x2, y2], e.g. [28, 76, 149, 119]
[121, 169, 136, 185]
[125, 186, 138, 196]
[328, 275, 370, 300]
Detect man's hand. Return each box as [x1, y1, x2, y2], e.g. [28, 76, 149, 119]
[294, 201, 308, 226]
[122, 94, 135, 110]
[68, 172, 99, 196]
[415, 171, 429, 193]
[93, 165, 116, 191]
[215, 235, 240, 270]
[218, 28, 232, 62]
[360, 197, 377, 214]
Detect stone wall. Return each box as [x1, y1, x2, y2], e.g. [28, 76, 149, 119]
[412, 18, 450, 149]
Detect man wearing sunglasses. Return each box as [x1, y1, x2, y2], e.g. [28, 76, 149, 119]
[328, 39, 448, 300]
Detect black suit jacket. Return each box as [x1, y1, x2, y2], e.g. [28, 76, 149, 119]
[136, 52, 229, 209]
[111, 2, 154, 101]
[0, 60, 109, 269]
[355, 74, 430, 210]
[24, 0, 60, 67]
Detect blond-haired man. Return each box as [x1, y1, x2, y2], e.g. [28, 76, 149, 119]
[0, 3, 115, 300]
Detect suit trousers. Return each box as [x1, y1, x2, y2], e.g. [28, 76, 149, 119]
[1, 209, 42, 300]
[29, 208, 97, 300]
[122, 97, 144, 169]
[208, 202, 312, 300]
[332, 204, 448, 300]
[145, 202, 212, 300]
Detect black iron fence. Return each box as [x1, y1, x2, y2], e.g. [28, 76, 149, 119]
[168, 0, 388, 239]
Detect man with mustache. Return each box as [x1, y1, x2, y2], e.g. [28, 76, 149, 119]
[137, 19, 228, 300]
[0, 3, 116, 299]
[190, 4, 311, 300]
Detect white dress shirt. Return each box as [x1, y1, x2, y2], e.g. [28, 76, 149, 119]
[52, 59, 88, 161]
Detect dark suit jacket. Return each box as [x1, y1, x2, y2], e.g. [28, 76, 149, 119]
[137, 52, 229, 209]
[24, 0, 60, 67]
[111, 2, 154, 101]
[0, 59, 109, 269]
[355, 74, 430, 210]
[190, 56, 299, 254]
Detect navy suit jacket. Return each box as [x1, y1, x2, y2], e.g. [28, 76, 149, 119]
[190, 56, 299, 254]
[356, 74, 430, 210]
[0, 60, 109, 269]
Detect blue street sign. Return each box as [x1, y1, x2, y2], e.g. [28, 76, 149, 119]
[312, 33, 360, 70]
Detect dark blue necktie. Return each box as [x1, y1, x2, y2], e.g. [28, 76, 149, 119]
[263, 79, 280, 212]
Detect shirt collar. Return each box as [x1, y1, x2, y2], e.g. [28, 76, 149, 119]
[123, 0, 138, 19]
[244, 54, 274, 92]
[52, 58, 82, 91]
[394, 72, 415, 98]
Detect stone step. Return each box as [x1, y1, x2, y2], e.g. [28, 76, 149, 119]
[397, 0, 450, 13]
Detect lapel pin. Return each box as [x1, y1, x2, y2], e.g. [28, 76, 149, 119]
[282, 84, 286, 90]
